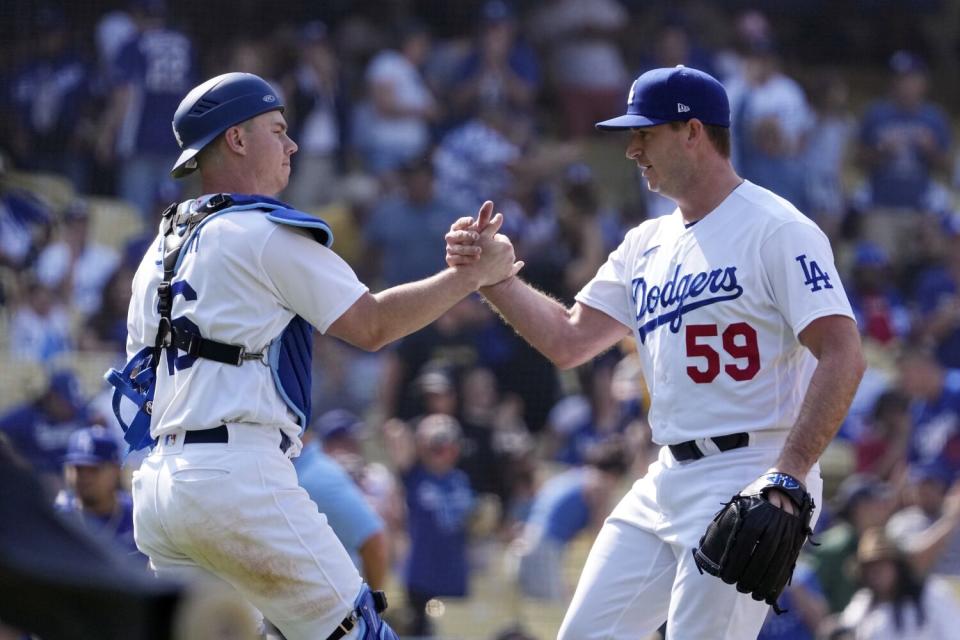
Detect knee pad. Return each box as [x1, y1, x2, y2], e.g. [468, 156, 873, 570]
[353, 585, 399, 640]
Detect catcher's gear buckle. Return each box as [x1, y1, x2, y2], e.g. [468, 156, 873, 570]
[238, 348, 268, 366]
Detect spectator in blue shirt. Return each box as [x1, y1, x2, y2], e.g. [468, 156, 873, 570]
[294, 409, 389, 590]
[913, 239, 960, 368]
[386, 413, 474, 636]
[5, 6, 94, 192]
[757, 561, 828, 640]
[855, 51, 952, 266]
[515, 437, 630, 600]
[858, 51, 951, 211]
[365, 155, 461, 287]
[0, 371, 88, 495]
[900, 347, 960, 477]
[448, 1, 539, 125]
[54, 426, 144, 564]
[97, 0, 196, 217]
[845, 242, 910, 346]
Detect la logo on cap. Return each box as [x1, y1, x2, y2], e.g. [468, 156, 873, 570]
[677, 103, 691, 113]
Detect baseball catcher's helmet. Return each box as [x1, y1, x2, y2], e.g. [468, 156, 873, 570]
[170, 72, 284, 178]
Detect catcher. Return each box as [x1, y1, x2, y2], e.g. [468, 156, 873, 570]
[445, 66, 865, 639]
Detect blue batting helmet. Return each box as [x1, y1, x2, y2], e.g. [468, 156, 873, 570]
[170, 72, 284, 178]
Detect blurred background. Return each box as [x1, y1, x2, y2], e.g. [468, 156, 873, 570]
[2, 0, 960, 638]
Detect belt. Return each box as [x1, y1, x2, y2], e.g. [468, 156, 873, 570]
[668, 432, 749, 461]
[326, 590, 389, 640]
[183, 425, 292, 453]
[325, 612, 358, 640]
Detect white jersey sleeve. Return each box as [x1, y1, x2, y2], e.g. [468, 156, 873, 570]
[576, 226, 645, 329]
[759, 220, 854, 336]
[260, 225, 368, 334]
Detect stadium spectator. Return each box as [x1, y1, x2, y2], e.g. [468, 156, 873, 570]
[856, 51, 951, 262]
[364, 155, 461, 287]
[0, 179, 54, 278]
[756, 560, 828, 640]
[5, 6, 94, 192]
[283, 21, 352, 209]
[433, 103, 521, 214]
[8, 274, 72, 364]
[803, 71, 855, 236]
[0, 370, 88, 495]
[79, 261, 137, 354]
[839, 527, 958, 638]
[515, 437, 631, 601]
[727, 38, 813, 209]
[899, 347, 960, 476]
[96, 0, 197, 217]
[887, 462, 960, 579]
[810, 475, 896, 613]
[855, 390, 911, 481]
[35, 200, 119, 316]
[859, 52, 951, 210]
[528, 0, 630, 138]
[456, 365, 530, 505]
[294, 411, 389, 590]
[448, 1, 539, 124]
[355, 21, 438, 175]
[913, 234, 960, 369]
[547, 354, 629, 466]
[846, 242, 911, 346]
[385, 413, 474, 636]
[54, 426, 143, 562]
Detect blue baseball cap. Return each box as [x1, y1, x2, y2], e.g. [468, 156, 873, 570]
[596, 65, 730, 131]
[313, 409, 365, 442]
[64, 427, 121, 466]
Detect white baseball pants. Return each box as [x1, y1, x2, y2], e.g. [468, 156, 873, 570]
[558, 435, 822, 640]
[132, 424, 363, 640]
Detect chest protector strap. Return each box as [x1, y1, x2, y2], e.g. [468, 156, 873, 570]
[105, 193, 333, 451]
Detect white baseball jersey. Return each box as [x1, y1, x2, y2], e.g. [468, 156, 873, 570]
[126, 196, 368, 453]
[577, 180, 853, 445]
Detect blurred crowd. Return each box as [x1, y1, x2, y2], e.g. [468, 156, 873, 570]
[3, 0, 960, 638]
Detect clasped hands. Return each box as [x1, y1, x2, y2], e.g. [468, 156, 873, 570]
[446, 200, 523, 289]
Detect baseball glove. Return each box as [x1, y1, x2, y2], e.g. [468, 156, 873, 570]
[692, 472, 815, 612]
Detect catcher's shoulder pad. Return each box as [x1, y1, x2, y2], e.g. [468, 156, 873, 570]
[265, 207, 334, 248]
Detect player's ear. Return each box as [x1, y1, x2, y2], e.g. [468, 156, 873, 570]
[686, 119, 704, 147]
[222, 125, 247, 156]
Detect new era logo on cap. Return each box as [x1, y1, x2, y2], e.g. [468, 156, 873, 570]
[595, 66, 730, 130]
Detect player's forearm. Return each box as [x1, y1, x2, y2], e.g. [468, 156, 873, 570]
[359, 530, 390, 591]
[775, 341, 865, 478]
[480, 277, 582, 369]
[366, 268, 481, 349]
[906, 511, 960, 575]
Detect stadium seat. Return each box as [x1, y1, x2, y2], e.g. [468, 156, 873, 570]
[86, 196, 146, 250]
[0, 354, 46, 414]
[2, 171, 75, 212]
[48, 350, 124, 400]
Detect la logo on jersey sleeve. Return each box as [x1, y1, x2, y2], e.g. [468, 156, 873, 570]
[794, 254, 833, 292]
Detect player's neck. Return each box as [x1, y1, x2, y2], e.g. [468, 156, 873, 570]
[677, 164, 743, 225]
[201, 168, 276, 198]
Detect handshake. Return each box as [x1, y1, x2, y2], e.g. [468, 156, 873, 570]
[445, 200, 524, 289]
